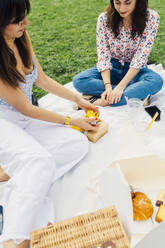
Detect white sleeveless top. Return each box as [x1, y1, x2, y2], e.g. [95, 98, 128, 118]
[0, 57, 38, 111]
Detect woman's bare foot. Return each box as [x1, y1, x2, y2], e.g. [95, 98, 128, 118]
[93, 98, 110, 107]
[3, 240, 29, 248]
[0, 166, 10, 182]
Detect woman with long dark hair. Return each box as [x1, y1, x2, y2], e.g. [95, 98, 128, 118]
[73, 0, 163, 106]
[0, 0, 99, 247]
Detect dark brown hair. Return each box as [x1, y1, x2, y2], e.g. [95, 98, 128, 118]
[0, 0, 32, 88]
[105, 0, 148, 39]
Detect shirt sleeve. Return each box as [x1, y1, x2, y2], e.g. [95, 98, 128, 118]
[96, 13, 112, 72]
[130, 10, 160, 69]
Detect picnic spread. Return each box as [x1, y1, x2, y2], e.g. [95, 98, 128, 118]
[1, 64, 165, 247]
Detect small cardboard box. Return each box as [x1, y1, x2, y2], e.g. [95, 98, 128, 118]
[109, 155, 165, 191]
[109, 155, 165, 246]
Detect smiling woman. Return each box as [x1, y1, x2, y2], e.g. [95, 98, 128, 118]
[113, 0, 136, 21]
[73, 0, 163, 107]
[107, 0, 148, 38]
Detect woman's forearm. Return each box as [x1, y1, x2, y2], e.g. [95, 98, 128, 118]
[23, 104, 98, 131]
[119, 67, 140, 89]
[101, 69, 111, 84]
[25, 105, 68, 124]
[24, 104, 77, 125]
[101, 69, 112, 89]
[36, 75, 81, 104]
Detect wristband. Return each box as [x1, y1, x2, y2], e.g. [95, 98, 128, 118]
[64, 116, 71, 125]
[104, 82, 111, 86]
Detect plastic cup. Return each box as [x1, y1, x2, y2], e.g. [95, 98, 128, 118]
[128, 98, 148, 131]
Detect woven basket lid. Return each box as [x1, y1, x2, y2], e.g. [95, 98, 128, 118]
[30, 206, 130, 248]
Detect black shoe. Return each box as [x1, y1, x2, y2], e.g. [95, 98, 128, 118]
[90, 96, 101, 104]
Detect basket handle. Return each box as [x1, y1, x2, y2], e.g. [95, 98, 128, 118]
[92, 241, 116, 248]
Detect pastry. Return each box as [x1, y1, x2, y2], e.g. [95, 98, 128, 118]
[155, 204, 165, 223]
[131, 192, 154, 221]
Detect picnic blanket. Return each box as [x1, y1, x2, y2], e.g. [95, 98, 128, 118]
[38, 63, 165, 247]
[0, 63, 165, 247]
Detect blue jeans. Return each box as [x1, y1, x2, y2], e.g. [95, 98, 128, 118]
[73, 58, 163, 106]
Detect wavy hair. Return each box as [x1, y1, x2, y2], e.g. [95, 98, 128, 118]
[0, 0, 32, 88]
[105, 0, 148, 39]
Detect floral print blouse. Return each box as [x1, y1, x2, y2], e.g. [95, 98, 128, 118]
[96, 9, 160, 72]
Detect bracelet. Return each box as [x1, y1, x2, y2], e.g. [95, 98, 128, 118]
[64, 116, 71, 125]
[104, 82, 111, 86]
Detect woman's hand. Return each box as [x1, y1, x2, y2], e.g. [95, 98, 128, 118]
[101, 85, 112, 103]
[76, 97, 100, 115]
[71, 117, 100, 131]
[110, 85, 124, 104]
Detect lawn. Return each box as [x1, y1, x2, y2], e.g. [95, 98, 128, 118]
[28, 0, 165, 98]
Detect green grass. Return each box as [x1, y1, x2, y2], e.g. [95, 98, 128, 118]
[28, 0, 165, 98]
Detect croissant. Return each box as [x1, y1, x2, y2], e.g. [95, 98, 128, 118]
[131, 192, 154, 221]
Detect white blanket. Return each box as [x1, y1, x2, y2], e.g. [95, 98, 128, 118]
[39, 64, 165, 247]
[0, 64, 165, 247]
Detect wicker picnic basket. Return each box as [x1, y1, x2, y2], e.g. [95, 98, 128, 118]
[30, 206, 130, 248]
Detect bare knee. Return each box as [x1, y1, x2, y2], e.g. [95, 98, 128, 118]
[3, 240, 29, 248]
[0, 166, 10, 182]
